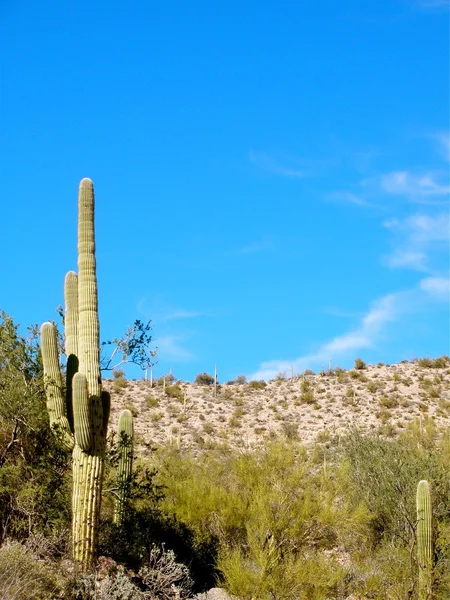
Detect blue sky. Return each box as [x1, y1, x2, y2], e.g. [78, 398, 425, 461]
[1, 0, 448, 382]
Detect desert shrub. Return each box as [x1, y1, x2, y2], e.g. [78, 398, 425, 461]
[139, 545, 193, 599]
[354, 358, 367, 370]
[124, 402, 138, 417]
[281, 421, 298, 440]
[379, 394, 399, 409]
[165, 385, 183, 401]
[247, 380, 266, 390]
[154, 442, 372, 599]
[366, 381, 382, 393]
[112, 369, 128, 390]
[0, 312, 71, 542]
[0, 540, 61, 600]
[300, 390, 315, 404]
[145, 396, 159, 408]
[227, 375, 247, 385]
[418, 356, 450, 369]
[202, 423, 215, 435]
[194, 373, 215, 386]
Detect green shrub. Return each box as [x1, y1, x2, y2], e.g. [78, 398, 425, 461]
[227, 375, 247, 385]
[145, 396, 159, 408]
[112, 369, 128, 390]
[354, 357, 367, 370]
[165, 384, 183, 401]
[194, 372, 215, 386]
[247, 380, 266, 390]
[418, 356, 450, 369]
[154, 442, 372, 599]
[0, 541, 61, 599]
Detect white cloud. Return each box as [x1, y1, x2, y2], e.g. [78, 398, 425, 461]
[406, 213, 449, 243]
[249, 151, 306, 178]
[382, 249, 428, 271]
[382, 212, 449, 272]
[249, 275, 449, 380]
[249, 293, 401, 380]
[155, 334, 195, 362]
[380, 171, 449, 200]
[326, 191, 375, 207]
[419, 276, 450, 299]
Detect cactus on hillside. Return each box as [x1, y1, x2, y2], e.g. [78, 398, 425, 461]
[416, 479, 433, 600]
[114, 409, 134, 524]
[40, 178, 110, 570]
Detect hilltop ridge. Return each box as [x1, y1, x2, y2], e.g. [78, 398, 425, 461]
[105, 356, 450, 454]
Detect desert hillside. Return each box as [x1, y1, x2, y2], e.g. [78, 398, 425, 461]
[105, 356, 450, 454]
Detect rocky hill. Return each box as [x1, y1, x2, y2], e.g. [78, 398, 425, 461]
[105, 356, 450, 455]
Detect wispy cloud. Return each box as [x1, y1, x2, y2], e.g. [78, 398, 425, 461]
[419, 275, 450, 299]
[249, 274, 448, 380]
[249, 293, 403, 380]
[249, 151, 306, 178]
[379, 170, 449, 202]
[382, 249, 428, 271]
[155, 334, 195, 362]
[326, 191, 376, 208]
[382, 212, 449, 272]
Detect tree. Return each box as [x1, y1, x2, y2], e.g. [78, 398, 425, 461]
[0, 310, 71, 542]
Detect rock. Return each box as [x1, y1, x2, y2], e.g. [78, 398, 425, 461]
[193, 587, 237, 600]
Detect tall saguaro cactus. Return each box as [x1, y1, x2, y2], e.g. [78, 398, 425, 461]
[416, 479, 433, 600]
[40, 178, 110, 570]
[114, 409, 134, 524]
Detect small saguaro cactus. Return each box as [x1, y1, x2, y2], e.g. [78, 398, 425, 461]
[416, 479, 433, 600]
[40, 178, 110, 570]
[114, 409, 134, 524]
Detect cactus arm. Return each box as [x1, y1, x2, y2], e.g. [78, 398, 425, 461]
[114, 409, 134, 524]
[72, 372, 93, 452]
[40, 322, 74, 450]
[416, 479, 433, 599]
[64, 271, 79, 433]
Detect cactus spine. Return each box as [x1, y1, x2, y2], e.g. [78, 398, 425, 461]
[41, 178, 110, 570]
[114, 409, 134, 524]
[416, 479, 433, 599]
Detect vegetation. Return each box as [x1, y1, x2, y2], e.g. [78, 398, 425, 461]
[194, 372, 215, 386]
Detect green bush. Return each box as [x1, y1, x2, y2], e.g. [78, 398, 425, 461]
[227, 375, 247, 385]
[354, 357, 367, 370]
[154, 442, 372, 599]
[112, 369, 128, 390]
[0, 540, 61, 599]
[247, 380, 266, 390]
[165, 384, 183, 401]
[145, 396, 159, 408]
[194, 372, 215, 386]
[417, 356, 450, 369]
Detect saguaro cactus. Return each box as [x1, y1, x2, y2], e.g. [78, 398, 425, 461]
[40, 178, 110, 570]
[416, 479, 433, 600]
[114, 409, 134, 524]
